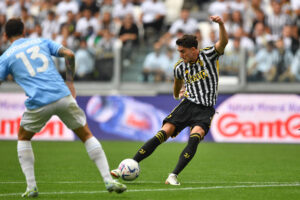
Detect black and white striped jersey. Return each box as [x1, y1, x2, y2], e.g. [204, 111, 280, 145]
[174, 46, 221, 106]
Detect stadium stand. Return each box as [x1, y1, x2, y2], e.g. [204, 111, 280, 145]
[0, 0, 299, 94]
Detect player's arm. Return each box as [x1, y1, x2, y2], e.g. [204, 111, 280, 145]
[58, 47, 75, 82]
[173, 78, 184, 100]
[58, 47, 76, 98]
[211, 16, 228, 54]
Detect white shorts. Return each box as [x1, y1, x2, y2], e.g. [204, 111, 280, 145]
[20, 95, 86, 133]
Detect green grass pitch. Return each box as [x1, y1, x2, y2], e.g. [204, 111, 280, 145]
[0, 140, 300, 200]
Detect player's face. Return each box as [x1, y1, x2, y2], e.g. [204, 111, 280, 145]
[177, 46, 197, 63]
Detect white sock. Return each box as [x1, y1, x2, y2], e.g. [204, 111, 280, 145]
[17, 141, 37, 190]
[84, 137, 112, 182]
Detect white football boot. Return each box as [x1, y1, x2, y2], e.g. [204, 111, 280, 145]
[21, 187, 38, 198]
[105, 179, 127, 193]
[165, 173, 180, 185]
[110, 168, 121, 178]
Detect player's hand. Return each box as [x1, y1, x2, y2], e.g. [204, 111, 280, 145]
[174, 88, 185, 100]
[179, 87, 185, 99]
[210, 16, 224, 25]
[66, 81, 76, 98]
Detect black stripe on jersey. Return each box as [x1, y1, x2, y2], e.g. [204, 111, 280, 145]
[174, 62, 184, 79]
[185, 65, 197, 102]
[211, 56, 218, 71]
[211, 57, 219, 105]
[199, 53, 213, 105]
[200, 52, 218, 105]
[200, 53, 212, 105]
[205, 51, 215, 58]
[182, 64, 193, 100]
[203, 47, 219, 60]
[174, 59, 184, 70]
[208, 54, 219, 105]
[198, 61, 210, 105]
[192, 63, 206, 104]
[208, 54, 218, 61]
[187, 64, 203, 104]
[210, 55, 219, 105]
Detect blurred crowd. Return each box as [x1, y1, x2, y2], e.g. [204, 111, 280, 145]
[0, 0, 299, 83]
[210, 0, 300, 83]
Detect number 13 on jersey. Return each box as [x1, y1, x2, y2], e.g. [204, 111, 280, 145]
[16, 46, 49, 77]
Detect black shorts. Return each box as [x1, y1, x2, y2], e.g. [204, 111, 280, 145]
[163, 98, 215, 137]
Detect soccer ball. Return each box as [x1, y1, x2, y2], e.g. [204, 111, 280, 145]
[118, 158, 140, 181]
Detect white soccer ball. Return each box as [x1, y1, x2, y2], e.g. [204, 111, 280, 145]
[118, 158, 140, 181]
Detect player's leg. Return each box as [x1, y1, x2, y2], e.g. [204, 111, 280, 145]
[73, 125, 126, 193]
[132, 99, 189, 164]
[133, 122, 175, 162]
[172, 126, 205, 175]
[112, 99, 187, 178]
[110, 123, 174, 178]
[166, 126, 205, 185]
[57, 95, 126, 193]
[73, 125, 112, 182]
[18, 127, 38, 197]
[18, 106, 52, 197]
[166, 103, 215, 185]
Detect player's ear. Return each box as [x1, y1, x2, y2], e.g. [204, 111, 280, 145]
[191, 47, 198, 53]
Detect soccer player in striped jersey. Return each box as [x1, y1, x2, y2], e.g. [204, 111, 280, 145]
[0, 18, 126, 197]
[111, 15, 228, 185]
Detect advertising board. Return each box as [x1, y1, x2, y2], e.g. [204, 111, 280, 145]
[0, 93, 74, 141]
[1, 93, 299, 143]
[211, 94, 300, 143]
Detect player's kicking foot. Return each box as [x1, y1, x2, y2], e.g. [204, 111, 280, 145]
[110, 168, 121, 178]
[21, 187, 38, 198]
[165, 173, 180, 185]
[105, 180, 127, 193]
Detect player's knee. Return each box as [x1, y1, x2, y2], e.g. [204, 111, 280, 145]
[73, 124, 93, 142]
[18, 127, 34, 140]
[155, 130, 168, 143]
[191, 126, 206, 138]
[162, 123, 176, 138]
[18, 134, 31, 140]
[189, 133, 203, 143]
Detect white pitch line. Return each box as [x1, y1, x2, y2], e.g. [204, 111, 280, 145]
[0, 181, 24, 184]
[0, 183, 300, 197]
[1, 181, 299, 184]
[128, 183, 300, 192]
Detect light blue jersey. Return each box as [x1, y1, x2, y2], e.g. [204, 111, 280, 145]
[0, 38, 70, 109]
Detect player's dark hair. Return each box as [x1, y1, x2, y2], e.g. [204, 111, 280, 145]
[176, 34, 198, 49]
[5, 18, 24, 39]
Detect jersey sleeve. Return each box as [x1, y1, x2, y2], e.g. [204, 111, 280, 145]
[46, 39, 63, 56]
[202, 46, 220, 62]
[0, 57, 9, 81]
[173, 61, 183, 79]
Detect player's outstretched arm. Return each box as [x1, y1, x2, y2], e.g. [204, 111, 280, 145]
[173, 78, 184, 100]
[58, 47, 76, 98]
[210, 16, 228, 54]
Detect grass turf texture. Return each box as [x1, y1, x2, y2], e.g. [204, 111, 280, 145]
[0, 141, 299, 200]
